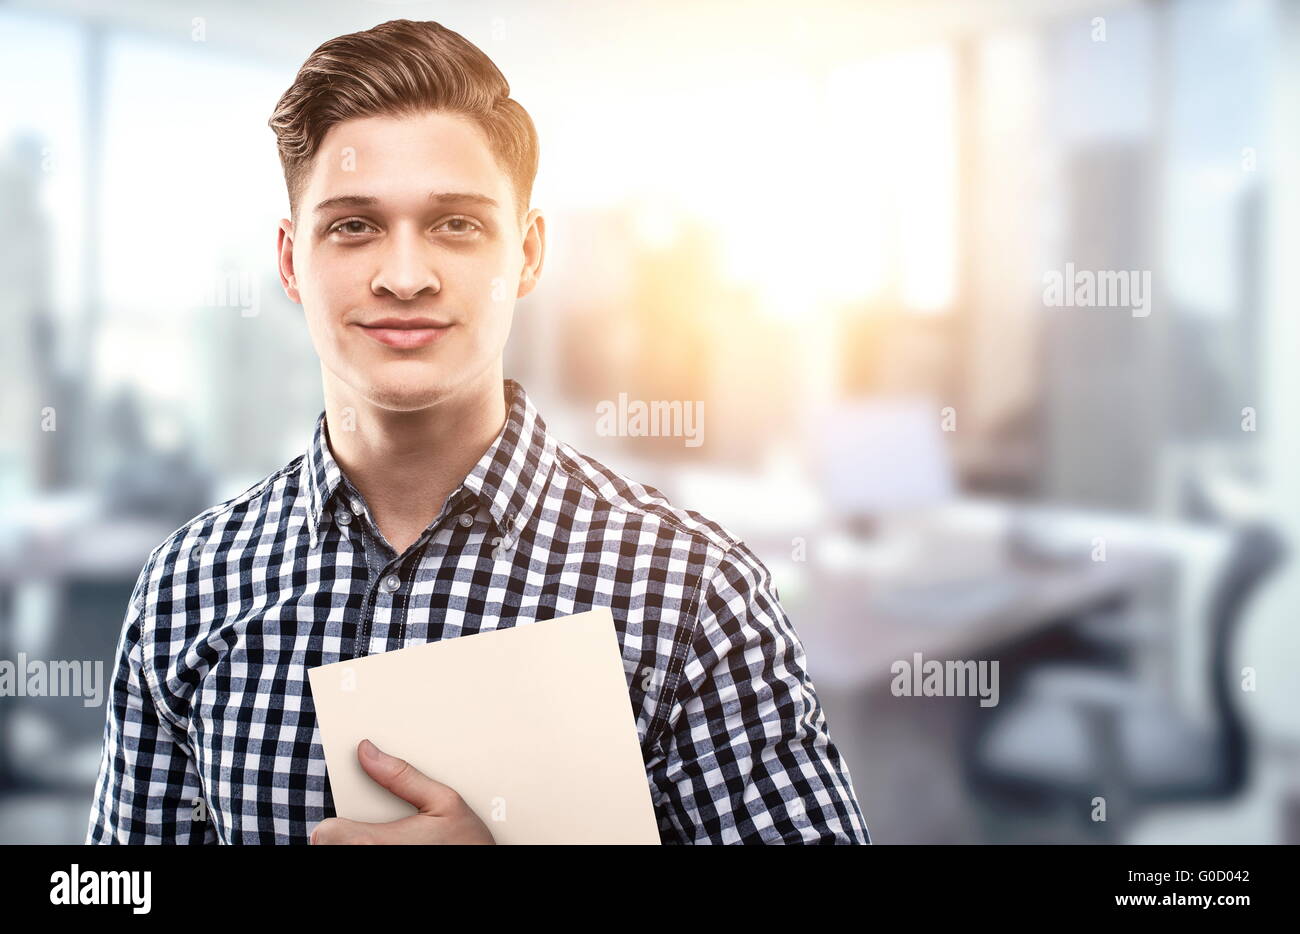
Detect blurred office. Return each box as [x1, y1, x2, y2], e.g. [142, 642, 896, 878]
[2, 0, 1299, 843]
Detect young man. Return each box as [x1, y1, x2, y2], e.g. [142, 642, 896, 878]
[87, 18, 869, 845]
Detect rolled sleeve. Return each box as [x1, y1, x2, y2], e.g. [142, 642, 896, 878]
[87, 557, 216, 844]
[650, 542, 870, 844]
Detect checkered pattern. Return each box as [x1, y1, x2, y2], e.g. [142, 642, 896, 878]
[87, 379, 869, 844]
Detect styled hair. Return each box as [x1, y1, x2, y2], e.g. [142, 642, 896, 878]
[267, 19, 538, 226]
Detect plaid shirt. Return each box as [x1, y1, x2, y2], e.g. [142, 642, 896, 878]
[87, 378, 869, 844]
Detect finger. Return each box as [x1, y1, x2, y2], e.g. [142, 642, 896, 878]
[357, 738, 460, 814]
[310, 817, 380, 845]
[384, 814, 448, 845]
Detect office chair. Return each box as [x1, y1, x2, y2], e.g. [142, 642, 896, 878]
[963, 519, 1286, 841]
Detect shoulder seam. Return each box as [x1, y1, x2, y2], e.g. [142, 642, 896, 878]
[135, 547, 190, 742]
[134, 455, 304, 738]
[644, 542, 734, 755]
[646, 537, 789, 755]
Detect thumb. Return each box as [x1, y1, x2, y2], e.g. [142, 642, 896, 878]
[357, 739, 457, 814]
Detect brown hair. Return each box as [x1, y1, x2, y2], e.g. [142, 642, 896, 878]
[268, 19, 538, 227]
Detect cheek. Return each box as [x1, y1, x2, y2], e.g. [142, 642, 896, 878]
[301, 258, 361, 321]
[313, 255, 360, 303]
[297, 273, 352, 355]
[458, 242, 517, 297]
[443, 257, 496, 307]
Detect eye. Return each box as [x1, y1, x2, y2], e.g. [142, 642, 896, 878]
[327, 218, 377, 237]
[437, 216, 482, 234]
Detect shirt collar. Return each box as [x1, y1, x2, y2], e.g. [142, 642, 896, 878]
[301, 378, 557, 549]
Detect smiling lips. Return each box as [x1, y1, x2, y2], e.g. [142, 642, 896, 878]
[356, 316, 454, 349]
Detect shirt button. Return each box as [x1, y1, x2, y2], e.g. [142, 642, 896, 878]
[457, 513, 473, 528]
[335, 510, 352, 526]
[349, 498, 364, 516]
[381, 574, 401, 593]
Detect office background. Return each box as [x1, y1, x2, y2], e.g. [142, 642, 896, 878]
[3, 0, 1299, 843]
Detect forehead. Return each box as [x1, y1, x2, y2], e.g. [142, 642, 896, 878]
[305, 110, 511, 209]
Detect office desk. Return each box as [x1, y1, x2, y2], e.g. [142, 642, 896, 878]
[789, 546, 1177, 694]
[734, 499, 1183, 693]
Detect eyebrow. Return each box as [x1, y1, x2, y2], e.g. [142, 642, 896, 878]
[312, 191, 500, 214]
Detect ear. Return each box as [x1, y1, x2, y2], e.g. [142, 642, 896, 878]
[516, 208, 546, 300]
[277, 217, 301, 304]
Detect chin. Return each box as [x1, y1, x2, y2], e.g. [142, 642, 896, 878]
[359, 376, 464, 412]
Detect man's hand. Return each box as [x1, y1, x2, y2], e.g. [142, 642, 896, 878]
[310, 739, 495, 845]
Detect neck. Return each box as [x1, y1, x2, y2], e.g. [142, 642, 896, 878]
[320, 365, 509, 554]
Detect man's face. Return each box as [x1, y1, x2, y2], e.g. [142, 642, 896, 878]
[278, 110, 542, 412]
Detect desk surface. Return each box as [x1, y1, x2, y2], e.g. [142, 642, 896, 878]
[0, 517, 176, 586]
[746, 505, 1184, 693]
[792, 550, 1174, 692]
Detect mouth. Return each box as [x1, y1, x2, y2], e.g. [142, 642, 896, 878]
[355, 316, 455, 350]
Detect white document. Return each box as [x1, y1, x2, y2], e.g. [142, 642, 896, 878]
[307, 607, 661, 844]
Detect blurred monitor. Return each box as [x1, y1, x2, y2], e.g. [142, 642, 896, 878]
[817, 397, 957, 519]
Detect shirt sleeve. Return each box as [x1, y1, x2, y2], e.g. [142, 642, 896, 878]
[649, 541, 870, 844]
[86, 555, 217, 844]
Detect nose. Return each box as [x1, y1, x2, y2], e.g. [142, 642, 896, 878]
[370, 225, 441, 301]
